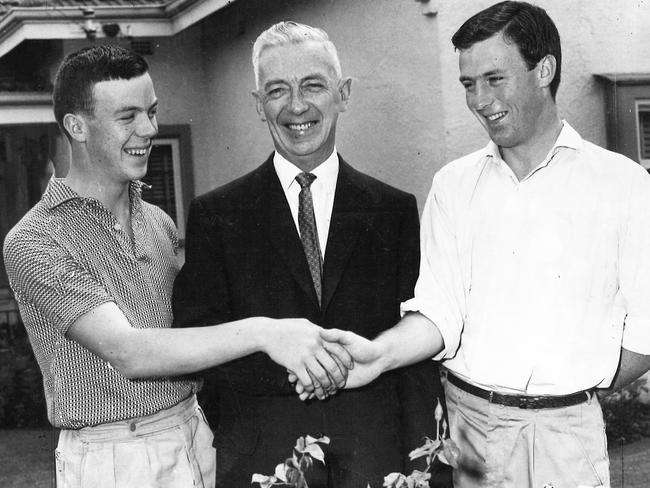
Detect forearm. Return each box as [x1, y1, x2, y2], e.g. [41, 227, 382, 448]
[117, 317, 271, 378]
[375, 312, 445, 374]
[71, 303, 348, 397]
[602, 347, 650, 395]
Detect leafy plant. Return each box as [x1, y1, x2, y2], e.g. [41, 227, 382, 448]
[381, 399, 459, 488]
[251, 398, 460, 488]
[602, 384, 650, 445]
[251, 435, 330, 488]
[0, 316, 48, 428]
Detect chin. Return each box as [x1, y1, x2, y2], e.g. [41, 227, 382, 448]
[130, 168, 148, 181]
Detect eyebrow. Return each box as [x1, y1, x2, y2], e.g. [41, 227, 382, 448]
[459, 69, 504, 83]
[263, 73, 328, 90]
[114, 100, 158, 114]
[262, 79, 287, 90]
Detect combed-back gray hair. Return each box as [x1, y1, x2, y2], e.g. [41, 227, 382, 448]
[252, 21, 342, 88]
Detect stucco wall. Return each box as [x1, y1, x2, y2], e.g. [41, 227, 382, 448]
[56, 33, 206, 181]
[185, 0, 650, 210]
[57, 0, 650, 212]
[63, 33, 206, 127]
[438, 0, 650, 164]
[190, 0, 444, 209]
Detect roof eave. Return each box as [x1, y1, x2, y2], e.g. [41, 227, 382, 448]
[0, 0, 234, 58]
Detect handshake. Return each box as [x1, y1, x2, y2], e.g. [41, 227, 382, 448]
[261, 318, 385, 401]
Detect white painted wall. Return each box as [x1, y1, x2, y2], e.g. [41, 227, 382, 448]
[438, 0, 650, 165]
[52, 1, 650, 212]
[178, 0, 650, 211]
[189, 0, 445, 208]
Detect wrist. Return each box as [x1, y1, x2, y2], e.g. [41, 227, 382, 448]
[374, 330, 407, 373]
[252, 317, 277, 355]
[378, 340, 397, 373]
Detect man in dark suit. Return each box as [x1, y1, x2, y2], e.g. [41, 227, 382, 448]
[173, 21, 449, 488]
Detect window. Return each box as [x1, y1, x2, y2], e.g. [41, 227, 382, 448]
[637, 101, 650, 168]
[594, 73, 650, 171]
[142, 138, 186, 237]
[139, 125, 194, 242]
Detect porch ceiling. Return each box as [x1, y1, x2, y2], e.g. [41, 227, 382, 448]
[0, 0, 236, 58]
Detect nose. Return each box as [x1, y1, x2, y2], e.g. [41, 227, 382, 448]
[288, 89, 309, 114]
[471, 82, 494, 111]
[137, 113, 158, 139]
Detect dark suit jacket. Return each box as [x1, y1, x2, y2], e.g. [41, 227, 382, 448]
[173, 155, 450, 488]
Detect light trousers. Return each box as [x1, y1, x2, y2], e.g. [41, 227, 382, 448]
[444, 378, 610, 488]
[55, 394, 216, 488]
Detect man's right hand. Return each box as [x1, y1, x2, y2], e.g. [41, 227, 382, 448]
[289, 328, 388, 400]
[261, 319, 354, 400]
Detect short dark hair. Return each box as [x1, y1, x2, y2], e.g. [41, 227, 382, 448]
[452, 1, 561, 99]
[53, 45, 149, 134]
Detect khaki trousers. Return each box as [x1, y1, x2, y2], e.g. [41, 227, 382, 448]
[55, 394, 216, 488]
[444, 378, 610, 488]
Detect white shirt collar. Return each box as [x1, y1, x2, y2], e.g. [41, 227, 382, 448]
[486, 120, 583, 161]
[273, 150, 339, 192]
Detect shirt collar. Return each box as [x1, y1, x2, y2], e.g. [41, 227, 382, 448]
[485, 120, 583, 165]
[43, 176, 147, 210]
[273, 149, 339, 192]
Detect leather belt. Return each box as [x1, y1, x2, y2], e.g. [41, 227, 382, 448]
[447, 373, 592, 410]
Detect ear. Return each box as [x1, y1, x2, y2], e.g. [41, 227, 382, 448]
[63, 113, 87, 142]
[537, 54, 557, 91]
[251, 90, 266, 122]
[337, 77, 352, 112]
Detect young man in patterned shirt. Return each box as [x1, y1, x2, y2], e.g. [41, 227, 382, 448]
[2, 45, 350, 488]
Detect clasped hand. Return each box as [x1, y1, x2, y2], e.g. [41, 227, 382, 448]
[285, 327, 386, 401]
[263, 319, 355, 400]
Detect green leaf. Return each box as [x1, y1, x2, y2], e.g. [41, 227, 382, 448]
[305, 434, 330, 446]
[437, 439, 461, 469]
[383, 472, 407, 487]
[294, 436, 307, 453]
[295, 434, 330, 455]
[304, 443, 326, 464]
[407, 469, 431, 488]
[274, 463, 288, 482]
[408, 438, 440, 461]
[251, 473, 279, 488]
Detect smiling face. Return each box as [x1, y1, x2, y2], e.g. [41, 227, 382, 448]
[253, 41, 351, 171]
[459, 33, 549, 151]
[81, 73, 158, 184]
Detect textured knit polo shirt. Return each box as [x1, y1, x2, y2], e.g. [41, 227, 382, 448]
[3, 177, 199, 429]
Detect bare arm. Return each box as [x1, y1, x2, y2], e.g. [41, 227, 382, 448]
[600, 348, 650, 397]
[68, 302, 351, 399]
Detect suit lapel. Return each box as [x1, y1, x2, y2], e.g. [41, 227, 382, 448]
[321, 159, 367, 312]
[258, 158, 321, 308]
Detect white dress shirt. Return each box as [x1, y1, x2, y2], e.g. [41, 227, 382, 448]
[402, 122, 650, 395]
[273, 150, 339, 258]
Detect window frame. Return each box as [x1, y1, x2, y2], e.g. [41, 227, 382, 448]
[151, 124, 194, 244]
[150, 137, 186, 237]
[595, 73, 650, 169]
[635, 100, 650, 169]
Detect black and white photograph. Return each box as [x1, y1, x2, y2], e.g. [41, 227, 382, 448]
[1, 1, 650, 487]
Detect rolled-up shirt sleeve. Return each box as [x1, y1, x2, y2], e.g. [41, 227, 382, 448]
[401, 172, 466, 360]
[620, 169, 650, 354]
